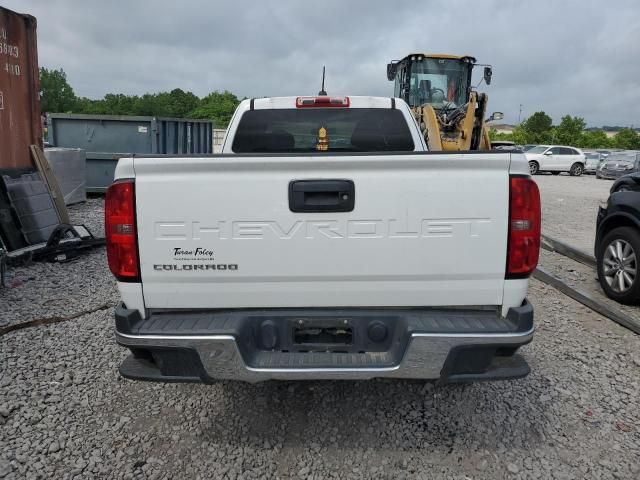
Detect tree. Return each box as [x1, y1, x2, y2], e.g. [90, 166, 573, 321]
[39, 67, 76, 113]
[522, 111, 552, 135]
[101, 93, 140, 115]
[131, 94, 158, 116]
[509, 125, 532, 145]
[73, 96, 109, 115]
[555, 115, 586, 146]
[612, 128, 640, 150]
[189, 91, 241, 127]
[39, 66, 243, 125]
[489, 126, 528, 144]
[165, 88, 200, 117]
[489, 128, 509, 141]
[519, 111, 553, 144]
[72, 89, 201, 118]
[132, 89, 199, 117]
[579, 130, 610, 149]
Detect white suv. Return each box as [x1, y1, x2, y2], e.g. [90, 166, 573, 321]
[525, 145, 586, 176]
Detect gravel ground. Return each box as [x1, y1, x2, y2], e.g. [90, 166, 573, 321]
[538, 249, 640, 323]
[535, 172, 640, 321]
[2, 184, 640, 479]
[535, 173, 613, 253]
[0, 199, 115, 330]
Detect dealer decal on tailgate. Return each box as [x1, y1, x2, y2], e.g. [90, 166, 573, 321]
[152, 247, 239, 271]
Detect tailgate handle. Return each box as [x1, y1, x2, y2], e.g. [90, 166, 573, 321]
[289, 180, 355, 213]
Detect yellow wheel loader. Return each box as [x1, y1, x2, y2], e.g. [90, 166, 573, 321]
[387, 54, 502, 151]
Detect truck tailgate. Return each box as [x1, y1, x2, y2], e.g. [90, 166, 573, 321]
[133, 153, 510, 309]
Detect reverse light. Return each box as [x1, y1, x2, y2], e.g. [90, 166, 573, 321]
[506, 176, 541, 278]
[296, 96, 350, 108]
[105, 180, 140, 282]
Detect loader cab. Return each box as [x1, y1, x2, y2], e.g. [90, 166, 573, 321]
[387, 54, 482, 110]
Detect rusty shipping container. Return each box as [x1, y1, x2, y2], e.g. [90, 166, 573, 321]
[0, 6, 41, 172]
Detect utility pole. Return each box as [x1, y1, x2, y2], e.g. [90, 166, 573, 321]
[518, 104, 523, 124]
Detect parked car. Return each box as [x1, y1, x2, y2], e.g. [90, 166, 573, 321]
[595, 191, 640, 304]
[522, 144, 537, 152]
[106, 95, 540, 384]
[595, 149, 624, 159]
[525, 145, 586, 176]
[583, 151, 603, 174]
[596, 151, 640, 180]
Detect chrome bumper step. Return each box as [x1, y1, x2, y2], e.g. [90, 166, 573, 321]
[115, 302, 534, 383]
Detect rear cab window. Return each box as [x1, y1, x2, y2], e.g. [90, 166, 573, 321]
[232, 108, 415, 153]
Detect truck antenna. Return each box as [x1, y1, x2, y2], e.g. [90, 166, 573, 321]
[318, 66, 327, 96]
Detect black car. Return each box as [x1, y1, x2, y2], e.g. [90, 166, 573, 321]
[595, 191, 640, 304]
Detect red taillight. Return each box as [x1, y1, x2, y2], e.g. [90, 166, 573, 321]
[296, 96, 350, 108]
[506, 176, 541, 278]
[105, 180, 140, 282]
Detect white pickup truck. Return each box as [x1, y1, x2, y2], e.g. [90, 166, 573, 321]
[106, 95, 540, 383]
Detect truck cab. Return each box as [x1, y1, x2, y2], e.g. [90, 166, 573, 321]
[221, 96, 425, 154]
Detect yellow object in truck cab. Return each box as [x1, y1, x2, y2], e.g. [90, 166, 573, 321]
[316, 126, 329, 151]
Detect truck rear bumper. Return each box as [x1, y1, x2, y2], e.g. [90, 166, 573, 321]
[115, 301, 534, 383]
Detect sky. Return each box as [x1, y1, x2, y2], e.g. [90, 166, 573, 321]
[4, 0, 640, 127]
